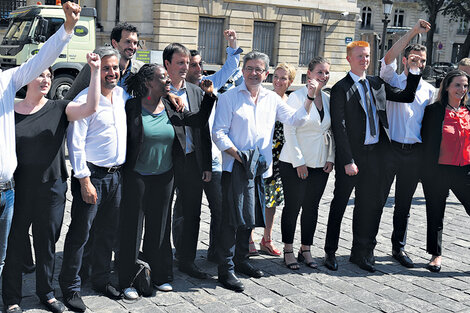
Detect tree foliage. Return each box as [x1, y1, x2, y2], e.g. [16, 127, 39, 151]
[443, 0, 470, 60]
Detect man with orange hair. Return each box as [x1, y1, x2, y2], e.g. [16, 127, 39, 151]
[323, 37, 423, 272]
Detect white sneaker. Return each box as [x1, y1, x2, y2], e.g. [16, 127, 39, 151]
[155, 283, 173, 292]
[123, 287, 139, 300]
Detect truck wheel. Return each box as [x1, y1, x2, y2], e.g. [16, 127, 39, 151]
[50, 74, 75, 100]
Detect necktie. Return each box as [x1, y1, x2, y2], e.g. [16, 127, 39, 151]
[359, 79, 376, 137]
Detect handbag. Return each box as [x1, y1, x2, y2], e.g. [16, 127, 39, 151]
[130, 259, 152, 297]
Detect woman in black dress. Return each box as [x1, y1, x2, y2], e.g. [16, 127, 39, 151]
[2, 53, 101, 313]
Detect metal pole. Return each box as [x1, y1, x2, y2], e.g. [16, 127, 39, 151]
[380, 16, 389, 61]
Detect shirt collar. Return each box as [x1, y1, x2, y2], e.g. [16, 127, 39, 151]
[239, 81, 268, 97]
[349, 71, 366, 82]
[170, 80, 187, 93]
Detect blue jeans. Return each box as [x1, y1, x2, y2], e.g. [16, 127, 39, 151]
[0, 189, 15, 276]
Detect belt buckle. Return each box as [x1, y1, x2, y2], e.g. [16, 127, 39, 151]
[0, 179, 14, 191]
[107, 166, 117, 174]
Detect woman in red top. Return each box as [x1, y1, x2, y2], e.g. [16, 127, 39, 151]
[421, 70, 470, 272]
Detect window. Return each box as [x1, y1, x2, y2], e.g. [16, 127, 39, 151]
[393, 9, 404, 27]
[361, 7, 372, 29]
[299, 25, 321, 66]
[198, 17, 224, 64]
[458, 18, 468, 35]
[253, 21, 275, 66]
[0, 0, 26, 26]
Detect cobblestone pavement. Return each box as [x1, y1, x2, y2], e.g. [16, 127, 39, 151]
[2, 163, 470, 312]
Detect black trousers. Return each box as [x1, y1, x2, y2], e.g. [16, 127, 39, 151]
[324, 146, 383, 257]
[3, 178, 67, 305]
[381, 142, 422, 252]
[203, 170, 222, 260]
[423, 164, 470, 256]
[172, 152, 204, 265]
[217, 172, 251, 274]
[59, 168, 121, 294]
[279, 161, 329, 245]
[118, 169, 174, 288]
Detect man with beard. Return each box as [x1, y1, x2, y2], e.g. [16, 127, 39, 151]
[65, 22, 142, 98]
[59, 46, 129, 312]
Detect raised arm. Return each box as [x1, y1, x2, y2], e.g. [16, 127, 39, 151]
[13, 1, 81, 90]
[383, 19, 430, 65]
[203, 29, 241, 90]
[65, 53, 101, 121]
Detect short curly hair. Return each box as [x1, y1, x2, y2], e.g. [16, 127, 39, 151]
[110, 22, 138, 44]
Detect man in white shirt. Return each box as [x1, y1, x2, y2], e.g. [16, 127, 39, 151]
[212, 51, 314, 291]
[0, 1, 80, 278]
[60, 46, 129, 312]
[380, 20, 434, 268]
[184, 29, 241, 262]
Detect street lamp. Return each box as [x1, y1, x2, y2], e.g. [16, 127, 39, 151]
[380, 0, 394, 61]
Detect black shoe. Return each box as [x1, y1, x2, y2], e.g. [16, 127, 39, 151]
[234, 262, 264, 278]
[179, 262, 209, 279]
[426, 263, 441, 273]
[218, 272, 244, 292]
[41, 299, 65, 313]
[324, 253, 338, 271]
[5, 305, 22, 313]
[93, 283, 122, 300]
[349, 254, 376, 273]
[392, 250, 414, 268]
[63, 291, 86, 312]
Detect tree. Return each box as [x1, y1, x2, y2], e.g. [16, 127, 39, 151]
[421, 0, 451, 64]
[444, 0, 470, 60]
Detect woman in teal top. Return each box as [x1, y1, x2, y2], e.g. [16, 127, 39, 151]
[118, 64, 215, 299]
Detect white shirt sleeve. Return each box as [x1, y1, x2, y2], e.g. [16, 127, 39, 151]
[276, 96, 309, 127]
[283, 93, 306, 168]
[67, 98, 92, 178]
[203, 47, 240, 90]
[12, 25, 72, 91]
[380, 58, 398, 84]
[212, 93, 236, 152]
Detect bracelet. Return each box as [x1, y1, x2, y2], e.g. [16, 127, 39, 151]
[307, 94, 315, 101]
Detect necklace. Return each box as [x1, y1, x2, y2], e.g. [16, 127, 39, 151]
[447, 103, 461, 112]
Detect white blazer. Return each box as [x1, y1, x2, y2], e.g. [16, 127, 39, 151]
[279, 86, 335, 168]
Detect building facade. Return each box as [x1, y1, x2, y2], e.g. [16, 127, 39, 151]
[4, 0, 360, 85]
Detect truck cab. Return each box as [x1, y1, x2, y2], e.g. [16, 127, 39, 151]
[0, 4, 96, 99]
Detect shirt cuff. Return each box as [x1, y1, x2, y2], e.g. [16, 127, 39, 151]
[59, 25, 74, 41]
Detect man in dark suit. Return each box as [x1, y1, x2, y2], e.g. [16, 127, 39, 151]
[323, 40, 422, 272]
[164, 43, 212, 279]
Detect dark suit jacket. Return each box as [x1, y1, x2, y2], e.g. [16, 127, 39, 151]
[421, 100, 470, 180]
[124, 94, 216, 172]
[183, 82, 213, 173]
[330, 72, 421, 168]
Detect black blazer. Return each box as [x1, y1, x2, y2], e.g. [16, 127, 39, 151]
[124, 94, 216, 172]
[185, 82, 213, 172]
[330, 72, 421, 167]
[421, 101, 470, 178]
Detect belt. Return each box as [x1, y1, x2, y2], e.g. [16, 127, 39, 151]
[0, 179, 15, 191]
[362, 144, 378, 151]
[87, 162, 122, 174]
[391, 140, 420, 150]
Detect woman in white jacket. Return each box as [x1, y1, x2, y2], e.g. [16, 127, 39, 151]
[279, 57, 335, 270]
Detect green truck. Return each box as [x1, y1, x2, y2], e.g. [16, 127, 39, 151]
[0, 4, 96, 99]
